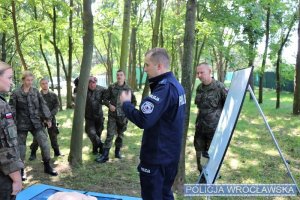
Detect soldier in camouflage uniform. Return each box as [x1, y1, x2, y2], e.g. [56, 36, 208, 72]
[0, 61, 23, 200]
[194, 63, 227, 177]
[29, 78, 61, 161]
[85, 76, 106, 155]
[9, 71, 58, 180]
[96, 70, 136, 163]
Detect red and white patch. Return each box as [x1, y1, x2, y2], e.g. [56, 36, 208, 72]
[5, 113, 13, 119]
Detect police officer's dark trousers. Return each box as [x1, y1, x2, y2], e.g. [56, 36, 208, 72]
[138, 162, 178, 200]
[0, 172, 15, 200]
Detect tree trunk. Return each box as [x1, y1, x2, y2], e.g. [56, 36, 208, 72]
[275, 50, 282, 109]
[259, 5, 270, 104]
[276, 13, 297, 109]
[293, 6, 300, 114]
[138, 42, 144, 90]
[248, 37, 255, 100]
[159, 3, 164, 47]
[1, 33, 6, 61]
[67, 0, 74, 109]
[52, 6, 63, 111]
[152, 0, 162, 48]
[107, 32, 113, 85]
[39, 36, 53, 90]
[11, 0, 27, 70]
[173, 0, 196, 192]
[120, 0, 131, 72]
[129, 0, 139, 90]
[192, 37, 206, 92]
[33, 5, 53, 90]
[129, 27, 137, 89]
[142, 0, 162, 99]
[68, 0, 94, 166]
[100, 29, 114, 85]
[217, 51, 225, 83]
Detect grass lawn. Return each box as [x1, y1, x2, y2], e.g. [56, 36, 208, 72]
[22, 88, 300, 200]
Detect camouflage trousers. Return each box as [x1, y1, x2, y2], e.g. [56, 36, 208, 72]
[194, 130, 214, 173]
[103, 116, 128, 149]
[18, 128, 51, 162]
[85, 117, 104, 149]
[30, 125, 59, 153]
[0, 172, 15, 200]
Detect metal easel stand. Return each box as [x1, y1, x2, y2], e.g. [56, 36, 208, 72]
[248, 85, 300, 195]
[195, 165, 211, 200]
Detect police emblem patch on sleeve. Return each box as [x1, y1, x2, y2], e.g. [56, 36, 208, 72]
[141, 101, 154, 114]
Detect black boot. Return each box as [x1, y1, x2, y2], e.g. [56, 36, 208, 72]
[54, 148, 61, 157]
[92, 145, 98, 155]
[43, 161, 58, 176]
[98, 142, 103, 155]
[115, 147, 122, 159]
[95, 148, 109, 163]
[29, 150, 37, 161]
[21, 169, 27, 181]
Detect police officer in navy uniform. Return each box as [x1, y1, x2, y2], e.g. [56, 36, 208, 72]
[120, 48, 186, 200]
[0, 61, 23, 200]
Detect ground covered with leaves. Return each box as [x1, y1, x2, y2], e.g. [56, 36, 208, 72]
[22, 89, 300, 200]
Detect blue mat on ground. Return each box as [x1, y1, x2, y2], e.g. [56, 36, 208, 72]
[17, 184, 142, 200]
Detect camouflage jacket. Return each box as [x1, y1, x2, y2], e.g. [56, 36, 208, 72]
[9, 86, 52, 131]
[85, 85, 106, 120]
[0, 95, 24, 175]
[195, 79, 227, 133]
[104, 82, 137, 117]
[41, 90, 59, 123]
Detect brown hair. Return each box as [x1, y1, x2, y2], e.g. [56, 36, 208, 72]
[22, 71, 34, 80]
[117, 69, 125, 76]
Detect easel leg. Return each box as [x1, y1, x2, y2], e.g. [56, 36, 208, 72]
[248, 85, 300, 194]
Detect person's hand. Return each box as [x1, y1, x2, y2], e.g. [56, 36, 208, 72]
[109, 104, 116, 112]
[12, 179, 22, 195]
[45, 120, 52, 128]
[120, 90, 132, 105]
[9, 171, 23, 195]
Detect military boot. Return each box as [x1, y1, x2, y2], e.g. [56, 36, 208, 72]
[21, 169, 27, 181]
[95, 148, 109, 163]
[115, 147, 122, 159]
[92, 145, 98, 155]
[98, 142, 103, 155]
[43, 161, 58, 176]
[29, 150, 37, 161]
[54, 148, 61, 157]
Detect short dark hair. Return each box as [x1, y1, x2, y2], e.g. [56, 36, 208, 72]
[145, 48, 170, 69]
[117, 69, 125, 75]
[40, 77, 49, 83]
